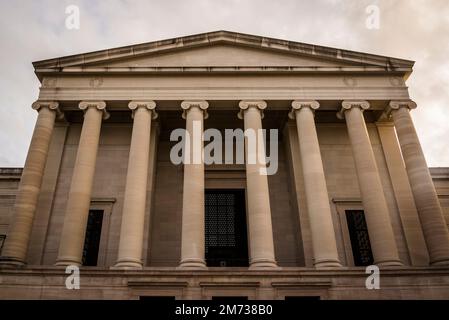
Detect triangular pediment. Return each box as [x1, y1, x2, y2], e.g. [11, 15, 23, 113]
[33, 30, 414, 74]
[84, 43, 360, 68]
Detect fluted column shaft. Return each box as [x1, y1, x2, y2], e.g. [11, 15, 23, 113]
[239, 100, 277, 269]
[290, 101, 341, 268]
[390, 101, 449, 265]
[56, 101, 108, 266]
[115, 101, 157, 269]
[339, 101, 402, 266]
[0, 101, 61, 265]
[178, 100, 208, 269]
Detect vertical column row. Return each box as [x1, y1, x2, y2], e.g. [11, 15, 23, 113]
[7, 98, 447, 269]
[177, 100, 279, 270]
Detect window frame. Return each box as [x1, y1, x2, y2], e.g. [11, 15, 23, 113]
[205, 188, 249, 267]
[344, 209, 374, 266]
[85, 198, 115, 267]
[0, 234, 5, 255]
[333, 198, 367, 267]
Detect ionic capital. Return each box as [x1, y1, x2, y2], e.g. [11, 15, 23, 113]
[289, 100, 320, 119]
[32, 100, 63, 119]
[181, 100, 209, 120]
[79, 100, 110, 120]
[128, 100, 158, 119]
[238, 100, 267, 119]
[382, 100, 417, 119]
[389, 100, 417, 110]
[337, 100, 370, 119]
[387, 100, 416, 114]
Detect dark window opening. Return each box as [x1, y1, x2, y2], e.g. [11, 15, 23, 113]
[0, 234, 5, 255]
[345, 210, 374, 266]
[205, 189, 249, 267]
[82, 209, 104, 266]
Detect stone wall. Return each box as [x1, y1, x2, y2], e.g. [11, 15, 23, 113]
[1, 267, 449, 300]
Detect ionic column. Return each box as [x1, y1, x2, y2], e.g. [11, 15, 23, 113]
[178, 100, 209, 269]
[114, 101, 157, 269]
[0, 101, 62, 266]
[289, 101, 341, 268]
[238, 100, 277, 269]
[389, 100, 449, 265]
[56, 101, 109, 266]
[338, 101, 402, 266]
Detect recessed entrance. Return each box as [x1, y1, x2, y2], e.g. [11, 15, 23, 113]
[205, 189, 249, 267]
[82, 209, 104, 266]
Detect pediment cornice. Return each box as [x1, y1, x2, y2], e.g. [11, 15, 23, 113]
[33, 30, 414, 79]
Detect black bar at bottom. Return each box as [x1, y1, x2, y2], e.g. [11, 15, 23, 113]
[0, 300, 447, 319]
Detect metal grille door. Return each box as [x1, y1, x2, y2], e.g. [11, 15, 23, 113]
[345, 210, 374, 266]
[205, 189, 248, 267]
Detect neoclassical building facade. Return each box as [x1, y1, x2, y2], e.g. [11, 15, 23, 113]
[1, 31, 449, 299]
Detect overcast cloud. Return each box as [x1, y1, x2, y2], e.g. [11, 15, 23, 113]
[0, 0, 448, 167]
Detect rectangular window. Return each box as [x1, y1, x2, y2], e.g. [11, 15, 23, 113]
[345, 210, 374, 266]
[82, 209, 104, 266]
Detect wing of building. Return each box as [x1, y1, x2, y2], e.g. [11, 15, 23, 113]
[1, 30, 449, 299]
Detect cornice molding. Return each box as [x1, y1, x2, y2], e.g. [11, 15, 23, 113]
[38, 86, 410, 102]
[32, 31, 414, 76]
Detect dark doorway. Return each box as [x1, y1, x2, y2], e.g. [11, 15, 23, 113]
[82, 209, 104, 266]
[345, 210, 374, 266]
[205, 189, 249, 267]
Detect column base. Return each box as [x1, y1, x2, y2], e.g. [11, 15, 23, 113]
[430, 257, 449, 266]
[0, 256, 26, 268]
[112, 259, 143, 270]
[55, 256, 81, 267]
[249, 258, 279, 270]
[314, 259, 343, 269]
[178, 258, 207, 270]
[375, 259, 403, 267]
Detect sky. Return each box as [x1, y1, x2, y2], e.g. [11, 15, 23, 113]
[0, 0, 448, 167]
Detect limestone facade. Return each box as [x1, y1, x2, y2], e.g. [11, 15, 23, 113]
[0, 31, 449, 299]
